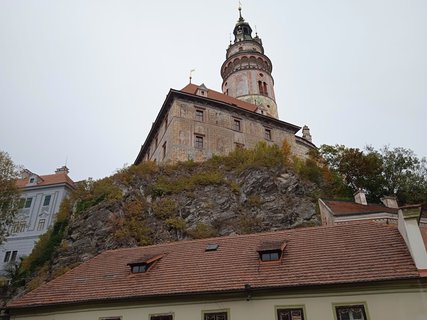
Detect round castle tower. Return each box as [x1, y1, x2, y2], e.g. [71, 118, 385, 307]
[221, 7, 278, 119]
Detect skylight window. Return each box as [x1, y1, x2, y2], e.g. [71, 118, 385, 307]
[205, 244, 219, 252]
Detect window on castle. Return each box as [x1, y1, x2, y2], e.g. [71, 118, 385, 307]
[37, 219, 46, 231]
[235, 143, 244, 149]
[264, 128, 272, 140]
[195, 109, 204, 122]
[233, 119, 241, 131]
[195, 136, 204, 149]
[43, 195, 51, 206]
[155, 134, 159, 148]
[162, 141, 167, 159]
[335, 305, 367, 320]
[277, 307, 305, 320]
[263, 82, 268, 95]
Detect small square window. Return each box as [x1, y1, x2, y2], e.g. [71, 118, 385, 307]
[264, 128, 272, 140]
[195, 136, 204, 149]
[195, 109, 204, 122]
[10, 251, 17, 262]
[43, 195, 51, 206]
[3, 251, 11, 263]
[260, 250, 281, 261]
[131, 264, 148, 273]
[204, 312, 228, 320]
[335, 305, 367, 320]
[233, 119, 241, 131]
[277, 308, 305, 320]
[150, 315, 173, 320]
[24, 197, 32, 208]
[37, 219, 46, 231]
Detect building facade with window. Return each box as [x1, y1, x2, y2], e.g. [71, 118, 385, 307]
[134, 10, 315, 165]
[0, 167, 74, 275]
[7, 206, 427, 319]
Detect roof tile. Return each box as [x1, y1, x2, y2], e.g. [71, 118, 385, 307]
[8, 222, 419, 308]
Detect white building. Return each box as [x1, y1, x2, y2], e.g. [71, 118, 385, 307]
[0, 166, 74, 274]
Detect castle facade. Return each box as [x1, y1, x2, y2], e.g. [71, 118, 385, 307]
[135, 9, 315, 165]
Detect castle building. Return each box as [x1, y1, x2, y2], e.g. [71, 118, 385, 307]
[0, 167, 74, 275]
[134, 9, 315, 165]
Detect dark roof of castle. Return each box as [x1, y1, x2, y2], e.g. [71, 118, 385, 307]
[8, 222, 420, 309]
[181, 83, 258, 113]
[322, 200, 398, 216]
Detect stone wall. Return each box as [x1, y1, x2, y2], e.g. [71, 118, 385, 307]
[146, 97, 313, 164]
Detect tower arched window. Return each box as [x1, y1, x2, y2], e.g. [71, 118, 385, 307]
[263, 82, 268, 95]
[258, 81, 263, 94]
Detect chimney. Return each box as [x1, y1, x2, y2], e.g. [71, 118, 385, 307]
[354, 189, 367, 205]
[381, 195, 399, 209]
[397, 205, 427, 272]
[302, 125, 312, 142]
[55, 166, 69, 175]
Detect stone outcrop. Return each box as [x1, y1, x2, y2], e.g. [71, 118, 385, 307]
[52, 165, 319, 273]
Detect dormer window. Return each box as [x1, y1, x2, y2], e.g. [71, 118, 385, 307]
[258, 240, 286, 262]
[29, 177, 35, 183]
[260, 250, 281, 261]
[128, 254, 163, 274]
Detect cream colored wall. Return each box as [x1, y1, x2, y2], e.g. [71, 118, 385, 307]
[147, 97, 311, 164]
[11, 288, 427, 320]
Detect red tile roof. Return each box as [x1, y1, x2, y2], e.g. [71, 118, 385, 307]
[181, 83, 258, 113]
[323, 200, 398, 216]
[8, 222, 420, 309]
[16, 173, 75, 189]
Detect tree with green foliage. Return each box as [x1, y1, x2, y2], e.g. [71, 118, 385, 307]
[0, 151, 21, 245]
[320, 144, 427, 204]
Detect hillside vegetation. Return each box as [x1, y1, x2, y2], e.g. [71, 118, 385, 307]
[6, 142, 351, 298]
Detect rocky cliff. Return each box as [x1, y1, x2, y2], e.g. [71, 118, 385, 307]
[11, 144, 328, 296]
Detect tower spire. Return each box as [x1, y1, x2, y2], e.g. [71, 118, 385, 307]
[221, 7, 278, 118]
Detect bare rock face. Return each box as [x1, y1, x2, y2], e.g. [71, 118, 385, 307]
[52, 166, 319, 274]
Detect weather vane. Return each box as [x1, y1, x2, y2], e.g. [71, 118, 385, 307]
[189, 69, 196, 83]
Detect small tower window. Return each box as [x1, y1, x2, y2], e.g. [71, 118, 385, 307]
[258, 81, 263, 94]
[263, 82, 268, 95]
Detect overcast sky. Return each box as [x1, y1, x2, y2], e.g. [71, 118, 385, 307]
[1, 0, 426, 181]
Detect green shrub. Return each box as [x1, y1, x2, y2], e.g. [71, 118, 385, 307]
[187, 223, 217, 239]
[152, 198, 177, 220]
